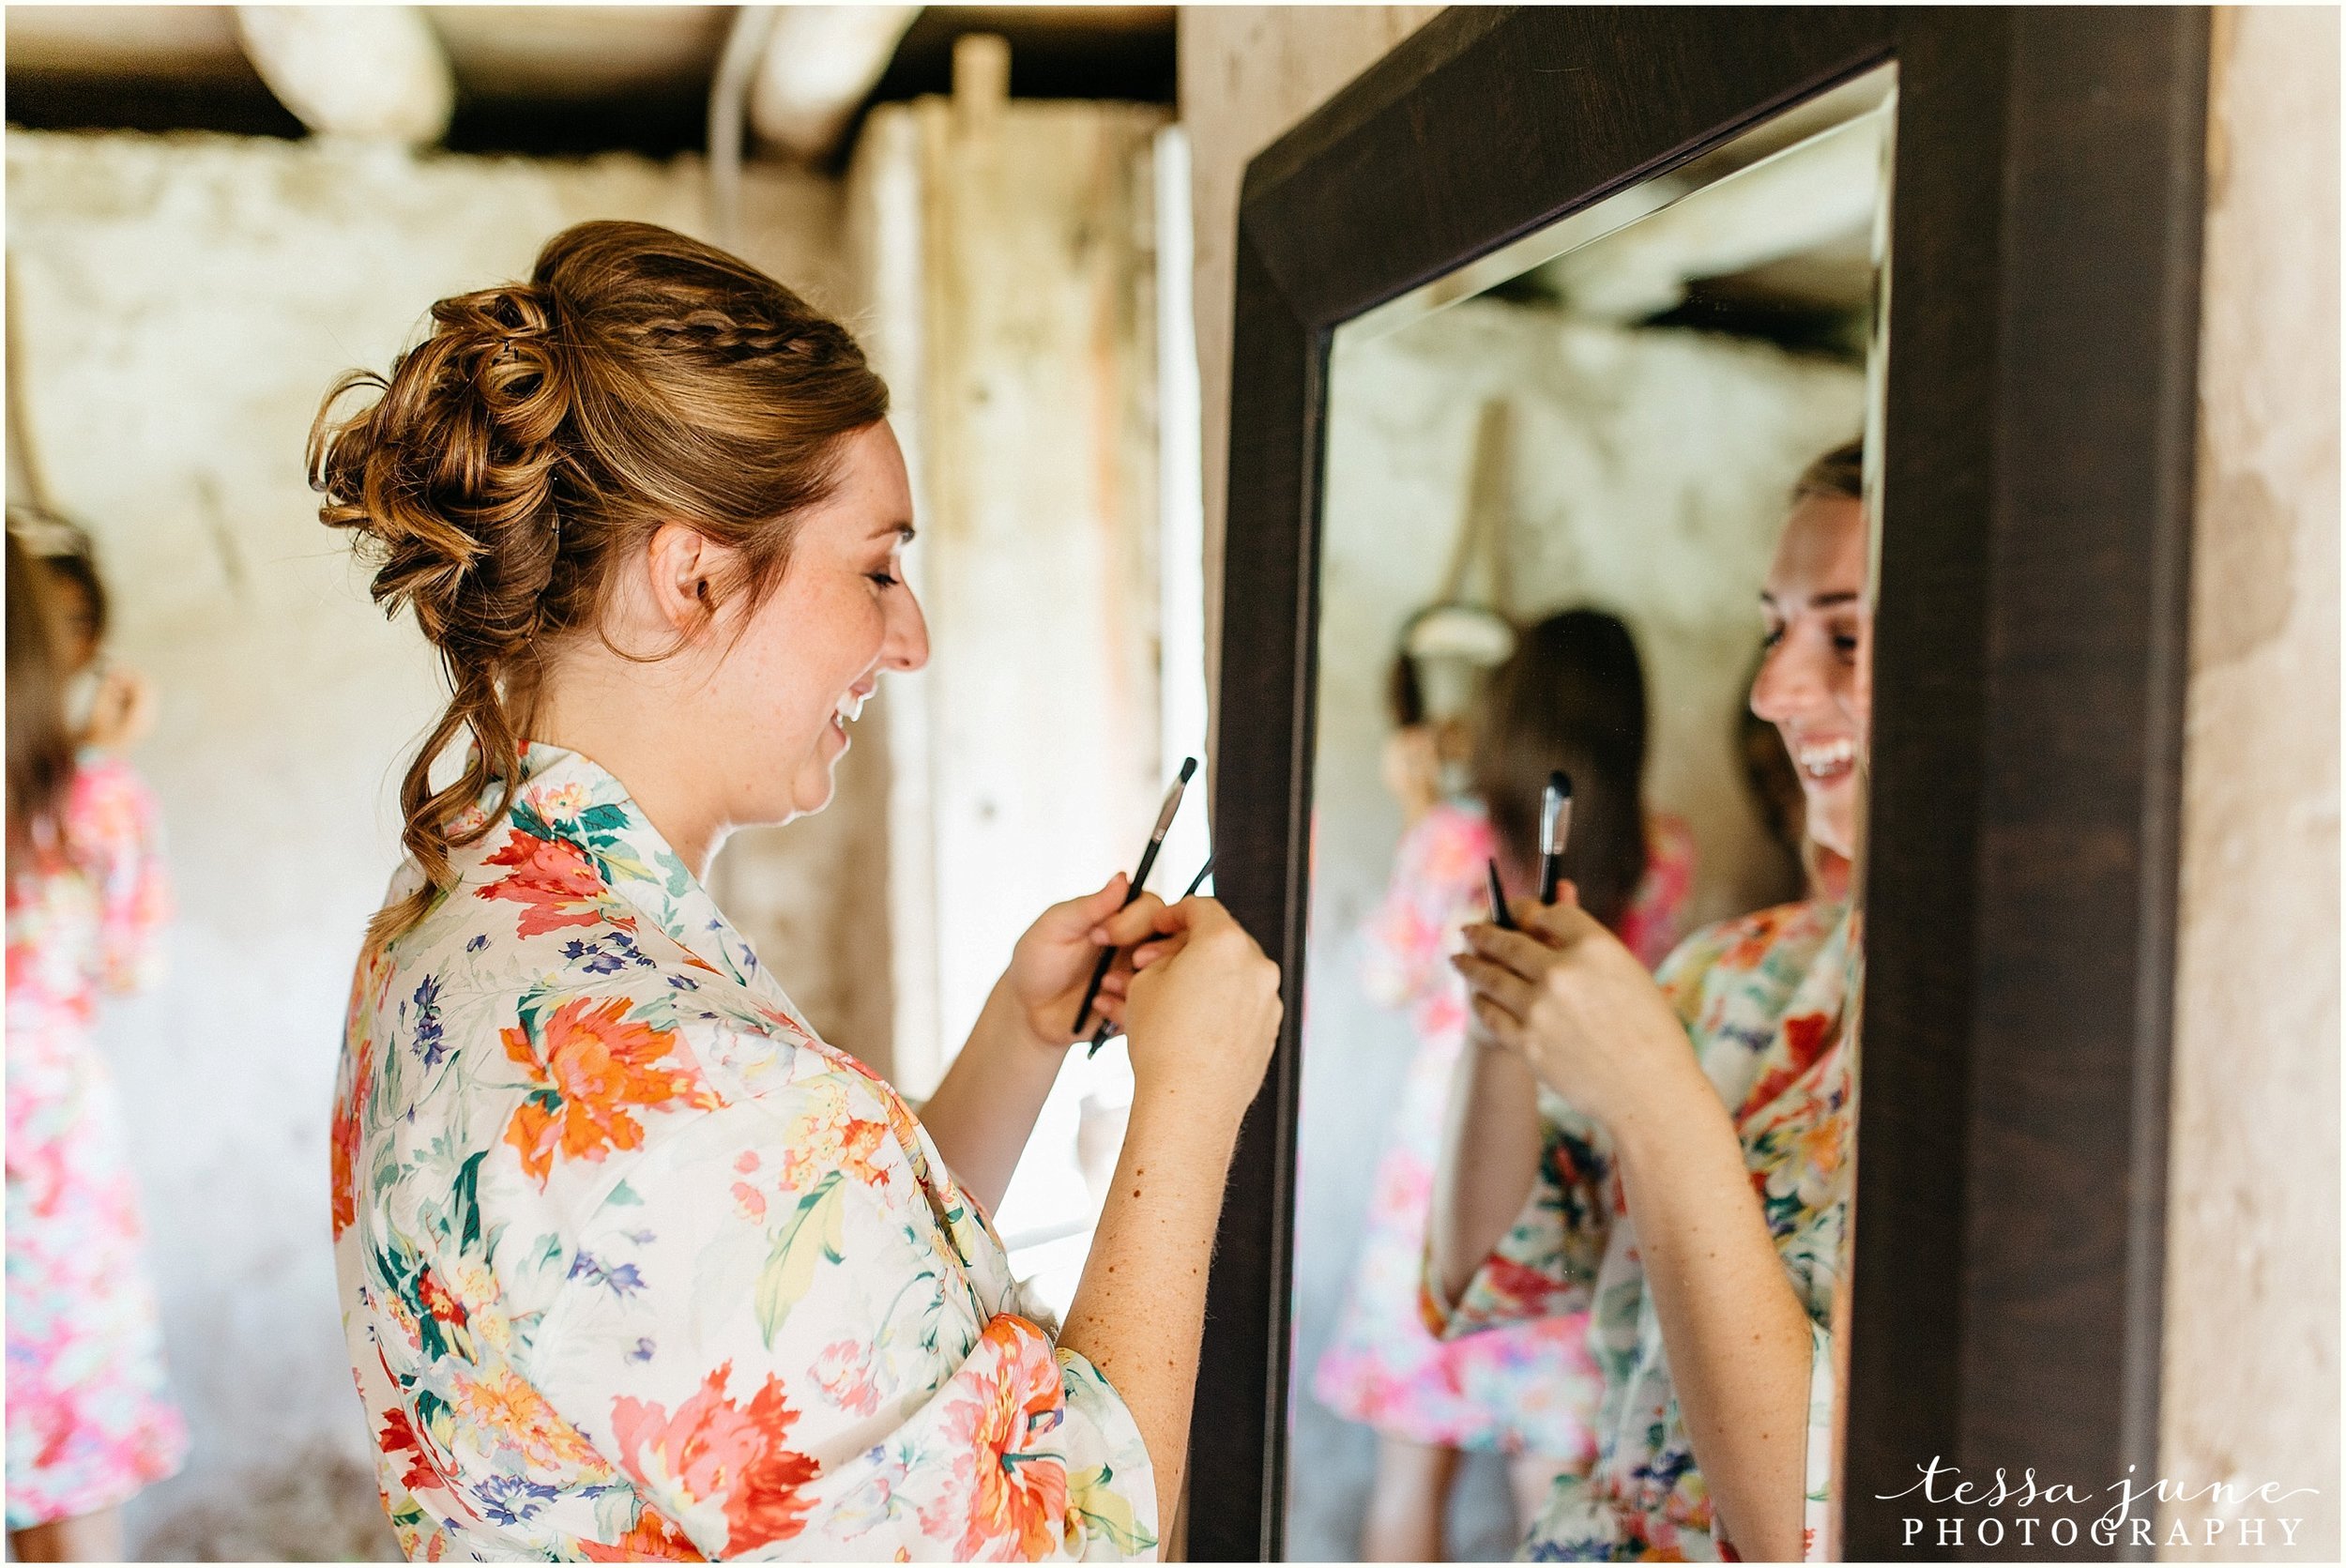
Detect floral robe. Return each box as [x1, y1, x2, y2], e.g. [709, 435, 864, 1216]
[1428, 899, 1855, 1561]
[1311, 801, 1693, 1457]
[5, 755, 189, 1527]
[331, 745, 1157, 1560]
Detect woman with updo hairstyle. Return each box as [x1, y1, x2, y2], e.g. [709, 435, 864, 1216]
[1431, 441, 1868, 1561]
[314, 221, 1280, 1560]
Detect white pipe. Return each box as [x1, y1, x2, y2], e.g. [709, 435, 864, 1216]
[708, 6, 778, 250]
[750, 6, 922, 163]
[233, 6, 452, 145]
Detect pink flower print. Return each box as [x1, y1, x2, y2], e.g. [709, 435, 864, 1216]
[811, 1340, 880, 1416]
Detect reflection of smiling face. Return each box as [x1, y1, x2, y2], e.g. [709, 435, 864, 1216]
[1750, 493, 1870, 860]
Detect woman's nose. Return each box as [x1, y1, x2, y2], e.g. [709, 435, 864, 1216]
[1750, 632, 1824, 723]
[885, 583, 931, 673]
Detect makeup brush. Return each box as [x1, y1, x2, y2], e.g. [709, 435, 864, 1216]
[1070, 757, 1196, 1040]
[1485, 859, 1516, 930]
[1086, 853, 1215, 1057]
[1537, 769, 1574, 905]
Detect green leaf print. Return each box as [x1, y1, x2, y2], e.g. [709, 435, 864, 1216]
[453, 1150, 488, 1253]
[755, 1171, 847, 1348]
[576, 803, 630, 837]
[1067, 1465, 1157, 1555]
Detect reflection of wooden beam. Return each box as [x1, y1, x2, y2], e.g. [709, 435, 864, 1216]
[233, 6, 452, 145]
[751, 6, 921, 162]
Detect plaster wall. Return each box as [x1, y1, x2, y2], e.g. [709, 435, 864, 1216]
[4, 130, 856, 1558]
[1177, 5, 1443, 714]
[2158, 8, 2341, 1558]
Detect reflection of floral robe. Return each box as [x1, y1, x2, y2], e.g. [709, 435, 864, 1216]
[332, 746, 1156, 1560]
[1428, 900, 1854, 1561]
[1312, 801, 1692, 1457]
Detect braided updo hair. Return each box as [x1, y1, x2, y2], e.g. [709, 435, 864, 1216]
[310, 221, 889, 946]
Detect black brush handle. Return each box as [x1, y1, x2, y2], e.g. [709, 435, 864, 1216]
[1486, 860, 1516, 930]
[1069, 835, 1166, 1036]
[1538, 852, 1563, 906]
[1087, 855, 1215, 1057]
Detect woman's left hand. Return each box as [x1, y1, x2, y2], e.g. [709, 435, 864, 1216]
[1004, 874, 1172, 1047]
[1450, 897, 1695, 1129]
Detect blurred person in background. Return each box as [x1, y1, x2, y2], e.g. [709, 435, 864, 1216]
[7, 511, 158, 758]
[5, 527, 188, 1562]
[1313, 607, 1695, 1560]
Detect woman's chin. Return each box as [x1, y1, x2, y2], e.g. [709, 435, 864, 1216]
[787, 755, 843, 818]
[1805, 795, 1857, 867]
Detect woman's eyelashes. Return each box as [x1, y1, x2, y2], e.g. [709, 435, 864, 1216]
[1760, 618, 1860, 661]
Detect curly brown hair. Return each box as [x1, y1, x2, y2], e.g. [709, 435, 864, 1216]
[310, 221, 889, 947]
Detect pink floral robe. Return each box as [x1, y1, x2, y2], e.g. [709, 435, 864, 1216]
[5, 755, 190, 1528]
[1310, 800, 1695, 1458]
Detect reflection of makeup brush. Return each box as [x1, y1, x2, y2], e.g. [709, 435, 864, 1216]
[1088, 854, 1215, 1057]
[1179, 855, 1215, 901]
[1485, 859, 1516, 930]
[1071, 758, 1196, 1039]
[1537, 769, 1574, 905]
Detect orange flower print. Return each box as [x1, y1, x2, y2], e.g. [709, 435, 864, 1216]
[922, 1319, 1070, 1560]
[610, 1362, 818, 1556]
[330, 1028, 373, 1239]
[501, 998, 714, 1186]
[478, 829, 608, 936]
[451, 1367, 602, 1472]
[578, 1503, 707, 1561]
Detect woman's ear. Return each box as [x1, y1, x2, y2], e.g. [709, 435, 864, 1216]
[640, 521, 724, 636]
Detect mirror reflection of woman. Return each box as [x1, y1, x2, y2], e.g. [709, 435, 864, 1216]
[1433, 443, 1867, 1561]
[1316, 611, 1695, 1560]
[5, 529, 189, 1562]
[316, 222, 1282, 1560]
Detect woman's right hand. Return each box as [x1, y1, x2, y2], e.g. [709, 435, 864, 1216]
[77, 664, 157, 753]
[1120, 896, 1283, 1129]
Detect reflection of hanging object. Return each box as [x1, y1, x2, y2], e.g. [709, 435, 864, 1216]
[1445, 398, 1519, 619]
[1399, 602, 1514, 723]
[1392, 399, 1520, 794]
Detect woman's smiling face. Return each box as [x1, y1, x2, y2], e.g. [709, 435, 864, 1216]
[704, 419, 929, 824]
[1749, 492, 1871, 861]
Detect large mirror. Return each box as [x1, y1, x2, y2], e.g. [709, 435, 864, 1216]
[1286, 69, 1893, 1560]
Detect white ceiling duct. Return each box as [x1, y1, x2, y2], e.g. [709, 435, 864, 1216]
[233, 6, 454, 145]
[1538, 111, 1885, 322]
[750, 6, 922, 162]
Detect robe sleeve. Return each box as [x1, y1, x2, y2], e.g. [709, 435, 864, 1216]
[529, 1076, 1157, 1561]
[1793, 1196, 1848, 1562]
[72, 758, 170, 995]
[1359, 807, 1482, 1013]
[1421, 1089, 1612, 1338]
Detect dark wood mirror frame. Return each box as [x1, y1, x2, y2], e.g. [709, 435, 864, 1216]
[1194, 8, 2209, 1560]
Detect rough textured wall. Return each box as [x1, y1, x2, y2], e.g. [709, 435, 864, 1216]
[5, 130, 853, 1558]
[2159, 8, 2341, 1559]
[1177, 4, 1443, 713]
